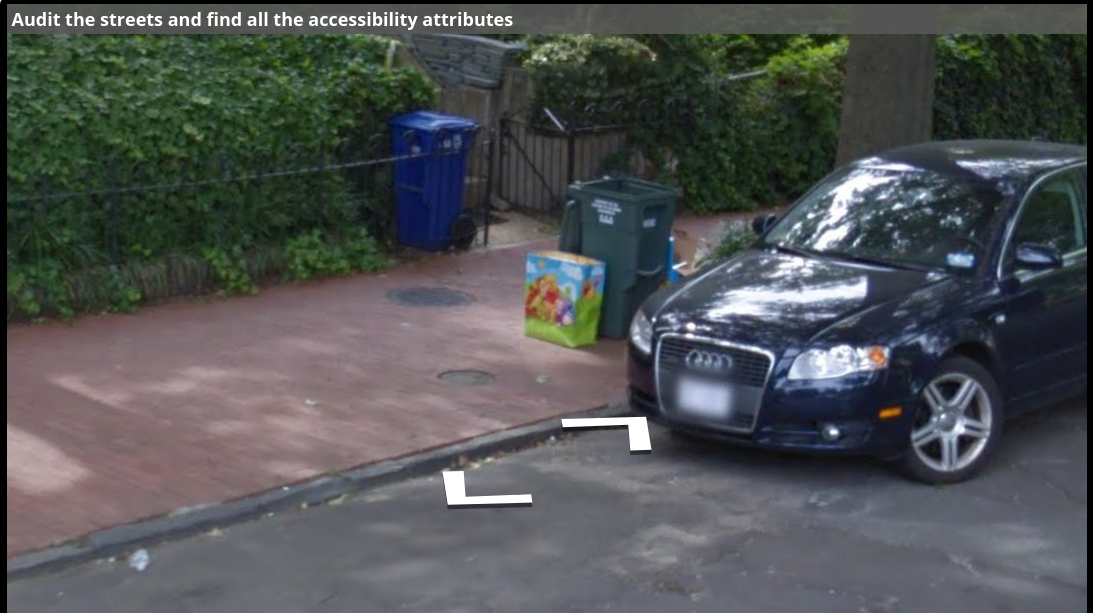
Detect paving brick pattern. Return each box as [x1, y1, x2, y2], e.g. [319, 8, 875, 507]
[6, 213, 740, 558]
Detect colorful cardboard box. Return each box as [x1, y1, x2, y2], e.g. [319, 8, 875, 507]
[524, 251, 606, 348]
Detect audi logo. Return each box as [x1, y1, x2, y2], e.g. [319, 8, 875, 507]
[685, 349, 734, 371]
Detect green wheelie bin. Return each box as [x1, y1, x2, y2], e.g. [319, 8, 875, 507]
[564, 177, 679, 339]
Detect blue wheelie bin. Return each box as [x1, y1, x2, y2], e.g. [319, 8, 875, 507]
[389, 111, 480, 251]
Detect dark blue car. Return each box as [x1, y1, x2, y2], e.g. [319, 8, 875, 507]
[627, 140, 1087, 484]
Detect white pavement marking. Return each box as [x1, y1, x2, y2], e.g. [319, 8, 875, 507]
[442, 471, 533, 507]
[560, 417, 652, 453]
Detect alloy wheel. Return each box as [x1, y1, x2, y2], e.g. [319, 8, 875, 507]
[910, 373, 993, 474]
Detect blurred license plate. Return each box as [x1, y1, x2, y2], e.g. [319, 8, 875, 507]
[676, 377, 731, 419]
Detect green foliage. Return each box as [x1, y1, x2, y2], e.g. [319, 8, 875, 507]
[749, 39, 848, 199]
[519, 34, 1087, 216]
[934, 35, 1088, 145]
[285, 228, 390, 281]
[523, 35, 661, 126]
[638, 37, 845, 214]
[710, 221, 757, 264]
[691, 34, 842, 74]
[8, 259, 74, 321]
[7, 34, 437, 321]
[201, 246, 259, 296]
[518, 34, 848, 213]
[6, 35, 429, 189]
[5, 258, 144, 321]
[6, 226, 394, 322]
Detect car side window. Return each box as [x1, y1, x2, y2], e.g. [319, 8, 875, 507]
[1080, 165, 1088, 240]
[1007, 169, 1086, 271]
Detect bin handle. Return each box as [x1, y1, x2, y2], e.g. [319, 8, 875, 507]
[637, 264, 664, 277]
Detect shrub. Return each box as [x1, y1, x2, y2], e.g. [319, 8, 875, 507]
[708, 220, 757, 265]
[284, 227, 390, 281]
[750, 38, 848, 200]
[642, 37, 848, 214]
[702, 34, 843, 75]
[7, 34, 437, 320]
[934, 35, 1088, 144]
[522, 35, 661, 128]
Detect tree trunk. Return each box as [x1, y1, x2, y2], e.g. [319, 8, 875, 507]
[836, 31, 938, 167]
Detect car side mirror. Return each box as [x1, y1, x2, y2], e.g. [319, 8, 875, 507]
[752, 213, 777, 236]
[1014, 243, 1064, 271]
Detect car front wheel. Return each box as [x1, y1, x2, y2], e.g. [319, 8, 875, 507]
[898, 356, 1005, 485]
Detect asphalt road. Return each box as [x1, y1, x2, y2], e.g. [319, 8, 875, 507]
[8, 398, 1087, 613]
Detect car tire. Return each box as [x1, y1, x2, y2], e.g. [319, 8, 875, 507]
[897, 356, 1005, 485]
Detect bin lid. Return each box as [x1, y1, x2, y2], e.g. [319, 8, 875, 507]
[569, 177, 681, 202]
[388, 111, 480, 133]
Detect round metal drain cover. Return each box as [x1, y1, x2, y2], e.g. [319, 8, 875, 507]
[438, 370, 495, 386]
[387, 286, 474, 307]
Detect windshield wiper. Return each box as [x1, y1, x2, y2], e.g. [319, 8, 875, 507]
[767, 243, 815, 258]
[767, 242, 935, 272]
[821, 251, 928, 272]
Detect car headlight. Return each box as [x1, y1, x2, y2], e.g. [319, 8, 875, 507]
[787, 345, 890, 380]
[629, 309, 653, 355]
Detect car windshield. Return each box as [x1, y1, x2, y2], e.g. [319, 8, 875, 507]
[761, 165, 1008, 272]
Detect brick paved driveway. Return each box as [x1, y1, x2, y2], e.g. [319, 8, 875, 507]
[6, 212, 741, 558]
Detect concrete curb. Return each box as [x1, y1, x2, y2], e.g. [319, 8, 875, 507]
[7, 402, 635, 582]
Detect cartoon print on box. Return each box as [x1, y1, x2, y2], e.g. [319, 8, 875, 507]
[524, 251, 606, 348]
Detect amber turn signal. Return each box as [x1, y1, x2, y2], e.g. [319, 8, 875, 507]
[878, 407, 902, 420]
[868, 346, 889, 367]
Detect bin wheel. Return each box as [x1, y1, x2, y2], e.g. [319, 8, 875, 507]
[449, 213, 477, 251]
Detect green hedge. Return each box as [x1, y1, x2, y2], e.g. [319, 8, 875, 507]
[522, 34, 1088, 215]
[7, 35, 437, 320]
[7, 35, 434, 191]
[522, 35, 661, 127]
[934, 35, 1088, 145]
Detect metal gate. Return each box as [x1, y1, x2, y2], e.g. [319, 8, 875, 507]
[496, 113, 630, 218]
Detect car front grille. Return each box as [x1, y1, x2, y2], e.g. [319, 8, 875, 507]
[654, 334, 775, 433]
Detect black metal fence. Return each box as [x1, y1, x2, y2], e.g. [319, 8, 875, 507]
[7, 129, 497, 274]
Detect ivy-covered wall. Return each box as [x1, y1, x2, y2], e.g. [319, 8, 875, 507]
[7, 35, 437, 320]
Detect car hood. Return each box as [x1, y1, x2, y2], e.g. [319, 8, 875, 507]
[651, 248, 950, 349]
